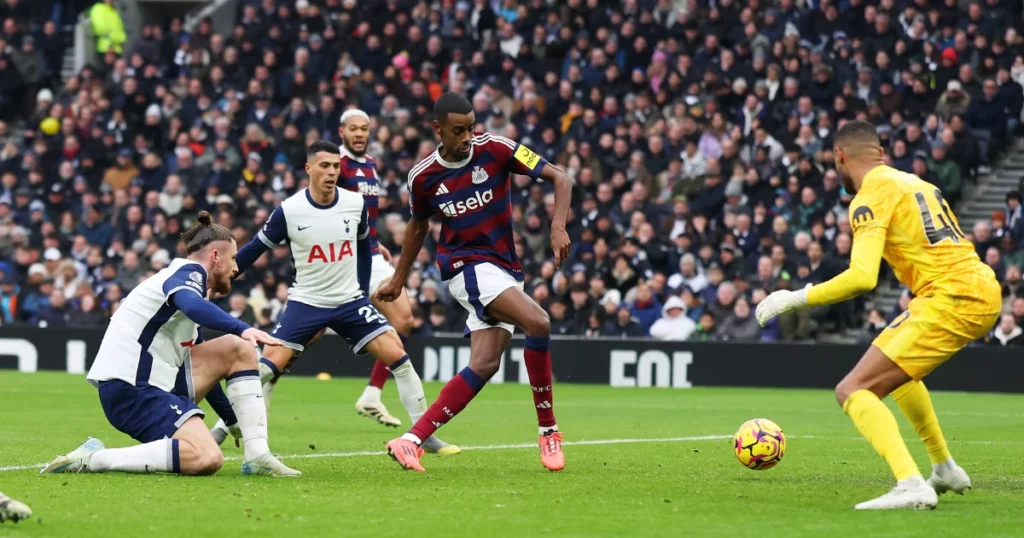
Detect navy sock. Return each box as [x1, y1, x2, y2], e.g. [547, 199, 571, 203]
[204, 382, 237, 426]
[171, 439, 180, 473]
[259, 357, 281, 377]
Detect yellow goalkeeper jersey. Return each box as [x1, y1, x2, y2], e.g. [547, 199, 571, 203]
[848, 165, 996, 305]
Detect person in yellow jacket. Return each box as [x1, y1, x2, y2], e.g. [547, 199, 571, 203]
[89, 0, 126, 55]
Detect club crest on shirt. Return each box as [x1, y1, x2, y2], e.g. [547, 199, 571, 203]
[472, 166, 489, 184]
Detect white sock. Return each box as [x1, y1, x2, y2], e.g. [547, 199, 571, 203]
[401, 433, 423, 445]
[540, 424, 559, 435]
[261, 379, 276, 414]
[933, 458, 958, 475]
[899, 475, 928, 488]
[390, 358, 427, 423]
[360, 385, 383, 402]
[227, 372, 271, 460]
[88, 440, 175, 474]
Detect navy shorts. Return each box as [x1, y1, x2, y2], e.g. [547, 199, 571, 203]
[272, 296, 393, 355]
[98, 371, 205, 444]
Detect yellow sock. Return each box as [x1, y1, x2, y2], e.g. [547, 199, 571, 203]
[892, 381, 952, 465]
[843, 389, 921, 481]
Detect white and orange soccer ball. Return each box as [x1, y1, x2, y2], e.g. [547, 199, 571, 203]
[733, 418, 786, 470]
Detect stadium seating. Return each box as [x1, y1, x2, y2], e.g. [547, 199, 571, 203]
[0, 0, 1023, 345]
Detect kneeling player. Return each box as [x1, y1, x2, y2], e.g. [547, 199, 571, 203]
[223, 141, 456, 454]
[41, 212, 299, 477]
[756, 120, 999, 510]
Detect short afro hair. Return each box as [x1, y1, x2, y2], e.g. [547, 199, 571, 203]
[433, 92, 473, 123]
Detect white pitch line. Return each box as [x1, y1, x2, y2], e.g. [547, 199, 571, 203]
[1, 435, 734, 473]
[6, 434, 1023, 473]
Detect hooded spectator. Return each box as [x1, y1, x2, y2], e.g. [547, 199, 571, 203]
[649, 295, 697, 341]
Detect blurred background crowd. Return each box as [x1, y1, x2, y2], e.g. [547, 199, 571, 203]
[2, 0, 1024, 345]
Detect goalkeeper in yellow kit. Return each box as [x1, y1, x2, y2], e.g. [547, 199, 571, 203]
[756, 120, 1001, 511]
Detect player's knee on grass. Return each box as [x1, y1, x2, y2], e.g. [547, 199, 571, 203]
[174, 417, 225, 475]
[181, 446, 224, 476]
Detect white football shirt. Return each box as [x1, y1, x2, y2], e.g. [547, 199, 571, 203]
[88, 258, 206, 392]
[258, 187, 369, 308]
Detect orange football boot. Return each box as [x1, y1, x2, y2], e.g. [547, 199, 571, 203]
[386, 438, 426, 472]
[539, 432, 565, 471]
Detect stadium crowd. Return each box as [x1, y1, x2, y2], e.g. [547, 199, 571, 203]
[1, 0, 1024, 344]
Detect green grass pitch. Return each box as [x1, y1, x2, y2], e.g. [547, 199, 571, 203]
[1, 371, 1023, 537]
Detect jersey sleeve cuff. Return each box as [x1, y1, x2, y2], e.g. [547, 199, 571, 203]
[257, 231, 277, 249]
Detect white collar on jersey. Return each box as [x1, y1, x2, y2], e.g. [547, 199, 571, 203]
[339, 144, 367, 163]
[433, 143, 473, 169]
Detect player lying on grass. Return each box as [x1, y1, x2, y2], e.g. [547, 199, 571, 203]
[41, 211, 299, 477]
[756, 120, 998, 510]
[378, 92, 573, 472]
[216, 140, 457, 455]
[0, 492, 31, 523]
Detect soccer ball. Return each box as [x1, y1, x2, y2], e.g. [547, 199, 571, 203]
[733, 418, 786, 470]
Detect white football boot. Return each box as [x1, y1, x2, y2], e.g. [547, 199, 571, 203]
[39, 437, 105, 474]
[854, 475, 938, 510]
[0, 492, 32, 523]
[928, 463, 972, 495]
[354, 397, 402, 427]
[210, 419, 243, 447]
[240, 452, 301, 477]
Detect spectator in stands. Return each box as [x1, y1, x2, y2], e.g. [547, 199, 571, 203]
[689, 312, 717, 342]
[89, 0, 126, 55]
[0, 0, 1018, 349]
[33, 288, 69, 328]
[717, 298, 760, 342]
[988, 313, 1024, 347]
[927, 143, 962, 206]
[549, 298, 575, 337]
[68, 294, 107, 328]
[629, 283, 662, 333]
[649, 295, 696, 341]
[226, 293, 256, 326]
[862, 309, 889, 344]
[604, 307, 646, 338]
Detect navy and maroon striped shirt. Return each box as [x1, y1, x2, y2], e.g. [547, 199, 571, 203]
[338, 145, 380, 254]
[408, 133, 548, 281]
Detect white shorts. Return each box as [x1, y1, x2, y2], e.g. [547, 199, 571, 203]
[368, 253, 396, 296]
[447, 262, 523, 335]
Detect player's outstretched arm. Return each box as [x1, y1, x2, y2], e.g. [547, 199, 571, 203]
[235, 207, 288, 278]
[805, 228, 885, 306]
[234, 236, 271, 278]
[171, 290, 252, 337]
[538, 163, 574, 267]
[378, 217, 428, 303]
[755, 228, 885, 326]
